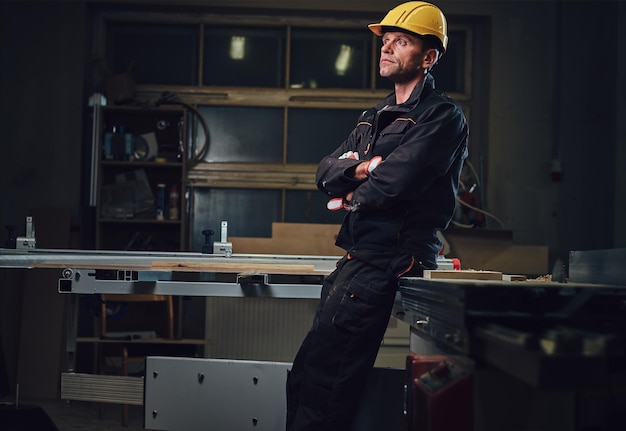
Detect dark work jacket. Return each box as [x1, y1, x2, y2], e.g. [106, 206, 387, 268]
[316, 74, 469, 270]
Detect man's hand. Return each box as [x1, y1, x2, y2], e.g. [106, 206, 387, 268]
[338, 151, 359, 160]
[326, 196, 350, 211]
[353, 155, 382, 181]
[326, 156, 383, 211]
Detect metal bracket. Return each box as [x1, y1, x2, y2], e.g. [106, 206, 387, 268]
[213, 220, 232, 257]
[16, 216, 36, 250]
[237, 273, 270, 286]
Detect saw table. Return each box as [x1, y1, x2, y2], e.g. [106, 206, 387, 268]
[392, 249, 626, 431]
[3, 247, 626, 430]
[395, 276, 626, 389]
[0, 248, 337, 297]
[0, 248, 338, 415]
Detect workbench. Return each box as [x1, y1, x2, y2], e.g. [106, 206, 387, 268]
[0, 248, 337, 296]
[0, 249, 338, 419]
[392, 252, 626, 431]
[395, 276, 626, 388]
[3, 247, 626, 430]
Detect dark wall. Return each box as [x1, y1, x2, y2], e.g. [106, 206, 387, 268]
[1, 2, 623, 270]
[0, 0, 624, 399]
[0, 1, 87, 239]
[557, 1, 618, 258]
[0, 1, 87, 398]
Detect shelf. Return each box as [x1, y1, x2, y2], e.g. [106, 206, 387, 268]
[100, 160, 183, 168]
[98, 218, 181, 225]
[76, 337, 210, 345]
[93, 104, 188, 251]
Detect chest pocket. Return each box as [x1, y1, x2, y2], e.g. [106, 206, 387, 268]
[354, 120, 374, 154]
[374, 118, 415, 158]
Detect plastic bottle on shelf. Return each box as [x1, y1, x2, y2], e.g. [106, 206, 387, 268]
[156, 184, 166, 221]
[168, 185, 179, 220]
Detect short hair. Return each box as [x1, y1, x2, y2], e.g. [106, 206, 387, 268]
[381, 26, 444, 55]
[419, 34, 444, 55]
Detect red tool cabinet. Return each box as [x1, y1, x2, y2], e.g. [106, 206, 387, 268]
[406, 354, 474, 431]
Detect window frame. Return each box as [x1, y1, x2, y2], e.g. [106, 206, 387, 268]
[90, 8, 478, 233]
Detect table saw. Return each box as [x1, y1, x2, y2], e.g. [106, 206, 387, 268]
[2, 247, 626, 430]
[0, 248, 337, 297]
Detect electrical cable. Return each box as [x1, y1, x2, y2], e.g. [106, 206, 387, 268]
[455, 159, 506, 229]
[464, 159, 481, 187]
[455, 196, 506, 229]
[450, 219, 475, 229]
[155, 92, 210, 167]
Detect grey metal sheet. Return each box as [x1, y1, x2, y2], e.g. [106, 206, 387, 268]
[144, 357, 292, 431]
[144, 357, 405, 431]
[569, 248, 626, 286]
[1, 249, 336, 298]
[57, 269, 323, 298]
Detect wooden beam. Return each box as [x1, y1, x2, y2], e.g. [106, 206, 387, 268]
[423, 269, 503, 280]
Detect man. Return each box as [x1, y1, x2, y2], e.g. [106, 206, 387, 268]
[286, 2, 469, 430]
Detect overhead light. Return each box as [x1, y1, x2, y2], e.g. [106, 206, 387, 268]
[335, 44, 353, 76]
[230, 36, 246, 60]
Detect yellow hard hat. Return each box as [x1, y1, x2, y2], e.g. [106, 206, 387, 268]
[368, 1, 448, 53]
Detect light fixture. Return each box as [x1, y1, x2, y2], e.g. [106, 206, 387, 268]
[229, 36, 246, 60]
[335, 44, 353, 76]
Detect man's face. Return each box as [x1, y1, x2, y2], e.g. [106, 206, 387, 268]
[379, 31, 427, 83]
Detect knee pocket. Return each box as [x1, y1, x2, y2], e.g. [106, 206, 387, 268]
[300, 381, 331, 411]
[330, 273, 395, 335]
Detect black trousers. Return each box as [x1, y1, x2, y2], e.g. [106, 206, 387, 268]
[286, 253, 419, 431]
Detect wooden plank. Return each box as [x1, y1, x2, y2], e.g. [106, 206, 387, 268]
[151, 261, 318, 275]
[31, 262, 153, 270]
[31, 257, 324, 275]
[229, 222, 343, 256]
[271, 222, 341, 239]
[231, 237, 344, 257]
[482, 245, 548, 275]
[444, 230, 548, 275]
[423, 269, 503, 280]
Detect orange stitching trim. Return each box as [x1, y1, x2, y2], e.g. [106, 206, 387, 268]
[396, 257, 415, 278]
[393, 118, 417, 125]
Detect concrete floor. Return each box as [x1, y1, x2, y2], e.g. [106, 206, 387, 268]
[1, 397, 144, 431]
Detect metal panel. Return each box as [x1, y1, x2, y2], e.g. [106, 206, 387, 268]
[569, 248, 626, 286]
[144, 357, 405, 431]
[144, 357, 291, 431]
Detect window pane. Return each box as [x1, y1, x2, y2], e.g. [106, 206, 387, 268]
[285, 190, 346, 225]
[190, 188, 281, 250]
[432, 30, 466, 93]
[375, 30, 466, 94]
[203, 26, 285, 87]
[290, 28, 372, 89]
[197, 106, 283, 162]
[106, 23, 198, 85]
[287, 108, 363, 164]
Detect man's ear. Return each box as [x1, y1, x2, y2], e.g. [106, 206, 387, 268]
[423, 49, 439, 69]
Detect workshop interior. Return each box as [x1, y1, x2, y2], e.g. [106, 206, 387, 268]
[1, 1, 625, 430]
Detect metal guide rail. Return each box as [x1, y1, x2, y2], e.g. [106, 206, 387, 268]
[0, 248, 340, 299]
